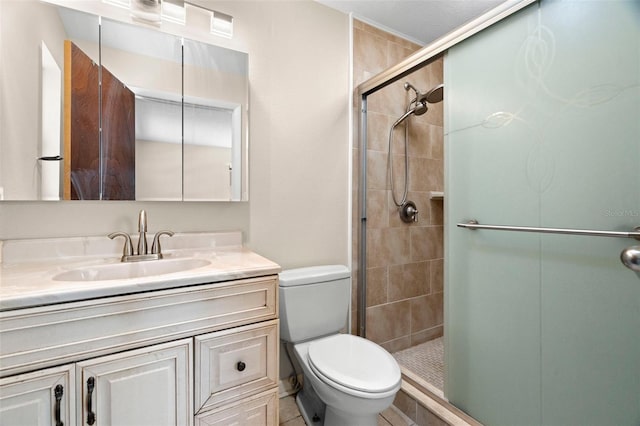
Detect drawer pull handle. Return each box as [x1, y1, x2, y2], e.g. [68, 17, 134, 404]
[86, 377, 96, 425]
[54, 384, 64, 426]
[236, 361, 246, 372]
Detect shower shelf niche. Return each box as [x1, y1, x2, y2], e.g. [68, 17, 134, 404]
[429, 191, 444, 200]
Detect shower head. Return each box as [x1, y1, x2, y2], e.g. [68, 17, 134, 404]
[404, 82, 444, 105]
[424, 84, 444, 104]
[412, 101, 428, 116]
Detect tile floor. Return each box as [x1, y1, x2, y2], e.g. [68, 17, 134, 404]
[279, 395, 417, 426]
[392, 337, 444, 392]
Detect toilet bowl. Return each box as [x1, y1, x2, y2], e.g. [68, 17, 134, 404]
[279, 265, 401, 426]
[294, 334, 401, 425]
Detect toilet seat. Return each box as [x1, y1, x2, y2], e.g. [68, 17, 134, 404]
[307, 334, 401, 397]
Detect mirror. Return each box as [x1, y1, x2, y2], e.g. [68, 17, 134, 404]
[0, 1, 248, 201]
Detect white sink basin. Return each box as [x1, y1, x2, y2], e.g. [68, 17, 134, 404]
[53, 258, 211, 282]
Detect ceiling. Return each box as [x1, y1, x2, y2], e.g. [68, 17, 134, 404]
[316, 0, 507, 45]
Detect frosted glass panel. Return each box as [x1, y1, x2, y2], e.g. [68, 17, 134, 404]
[446, 1, 640, 425]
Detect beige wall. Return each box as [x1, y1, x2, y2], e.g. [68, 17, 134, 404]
[352, 20, 444, 351]
[0, 0, 350, 270]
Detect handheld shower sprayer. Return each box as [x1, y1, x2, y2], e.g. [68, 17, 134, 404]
[388, 82, 445, 219]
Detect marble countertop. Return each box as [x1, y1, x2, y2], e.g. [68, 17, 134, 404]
[0, 232, 281, 312]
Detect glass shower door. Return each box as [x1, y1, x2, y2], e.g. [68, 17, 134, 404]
[445, 1, 639, 424]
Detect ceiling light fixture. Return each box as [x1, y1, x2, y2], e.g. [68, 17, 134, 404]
[130, 0, 161, 24]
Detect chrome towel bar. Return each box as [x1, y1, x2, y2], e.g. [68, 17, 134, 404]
[458, 220, 640, 241]
[458, 220, 640, 271]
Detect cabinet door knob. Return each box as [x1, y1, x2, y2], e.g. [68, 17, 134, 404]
[236, 361, 246, 372]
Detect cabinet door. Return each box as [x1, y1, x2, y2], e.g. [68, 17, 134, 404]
[0, 364, 74, 426]
[77, 339, 192, 426]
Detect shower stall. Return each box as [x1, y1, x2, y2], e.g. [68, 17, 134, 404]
[352, 21, 448, 398]
[353, 1, 639, 424]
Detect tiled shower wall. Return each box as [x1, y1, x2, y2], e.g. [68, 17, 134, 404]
[352, 19, 444, 352]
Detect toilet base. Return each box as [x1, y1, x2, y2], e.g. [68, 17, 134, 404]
[325, 405, 378, 426]
[295, 384, 326, 426]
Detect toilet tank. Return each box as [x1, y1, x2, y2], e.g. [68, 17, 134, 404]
[279, 265, 351, 343]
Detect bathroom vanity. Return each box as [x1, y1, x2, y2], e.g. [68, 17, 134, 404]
[0, 232, 280, 425]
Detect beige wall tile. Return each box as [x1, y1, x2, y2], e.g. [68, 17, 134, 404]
[393, 390, 418, 422]
[409, 158, 443, 192]
[411, 325, 444, 346]
[353, 27, 387, 76]
[366, 228, 383, 268]
[366, 300, 411, 343]
[367, 150, 389, 190]
[429, 125, 444, 160]
[369, 79, 408, 116]
[380, 335, 412, 353]
[368, 111, 395, 152]
[411, 226, 444, 261]
[411, 292, 444, 332]
[429, 199, 444, 225]
[430, 259, 444, 293]
[357, 20, 420, 51]
[367, 266, 388, 306]
[366, 226, 412, 268]
[353, 18, 365, 30]
[416, 403, 449, 426]
[387, 41, 420, 68]
[407, 120, 432, 158]
[388, 261, 430, 302]
[367, 189, 390, 229]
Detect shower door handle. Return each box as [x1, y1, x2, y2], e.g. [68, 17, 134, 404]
[621, 246, 640, 272]
[459, 221, 640, 271]
[458, 221, 640, 239]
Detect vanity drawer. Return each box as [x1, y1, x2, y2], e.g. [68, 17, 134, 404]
[194, 388, 278, 426]
[195, 319, 279, 414]
[0, 275, 277, 378]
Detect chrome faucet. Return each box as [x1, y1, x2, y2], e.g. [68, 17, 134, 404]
[138, 209, 148, 256]
[108, 210, 174, 262]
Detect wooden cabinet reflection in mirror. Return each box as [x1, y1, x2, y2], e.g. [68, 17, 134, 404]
[64, 41, 135, 200]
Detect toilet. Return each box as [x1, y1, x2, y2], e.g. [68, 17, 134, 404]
[279, 265, 401, 426]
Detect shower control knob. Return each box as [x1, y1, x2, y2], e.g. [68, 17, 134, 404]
[400, 201, 419, 223]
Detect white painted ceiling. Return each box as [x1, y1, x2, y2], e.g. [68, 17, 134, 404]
[316, 0, 507, 45]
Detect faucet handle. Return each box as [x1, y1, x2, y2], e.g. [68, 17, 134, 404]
[108, 232, 134, 261]
[151, 230, 174, 258]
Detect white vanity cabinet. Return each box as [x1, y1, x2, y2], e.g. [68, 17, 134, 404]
[194, 320, 279, 421]
[77, 339, 193, 426]
[0, 364, 75, 426]
[0, 274, 280, 426]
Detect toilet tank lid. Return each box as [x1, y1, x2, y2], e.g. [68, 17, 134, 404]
[279, 265, 350, 287]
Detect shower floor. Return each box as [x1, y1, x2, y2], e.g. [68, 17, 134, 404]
[392, 337, 444, 392]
